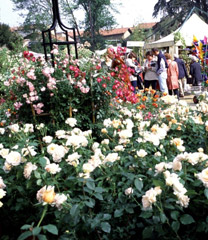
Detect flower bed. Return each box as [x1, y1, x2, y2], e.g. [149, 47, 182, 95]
[0, 89, 208, 239]
[1, 47, 208, 239]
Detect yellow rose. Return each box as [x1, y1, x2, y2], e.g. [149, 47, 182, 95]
[42, 188, 56, 203]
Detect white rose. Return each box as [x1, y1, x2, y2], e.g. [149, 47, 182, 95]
[154, 151, 161, 157]
[92, 142, 100, 151]
[65, 118, 77, 127]
[8, 124, 20, 133]
[43, 136, 53, 144]
[125, 187, 134, 195]
[23, 162, 37, 179]
[52, 145, 68, 162]
[155, 162, 166, 174]
[0, 148, 10, 158]
[54, 193, 67, 210]
[45, 163, 61, 174]
[103, 153, 119, 164]
[197, 167, 208, 187]
[47, 143, 58, 155]
[172, 159, 182, 171]
[23, 124, 34, 133]
[55, 130, 66, 139]
[142, 195, 152, 210]
[6, 151, 21, 166]
[198, 148, 204, 153]
[0, 128, 5, 135]
[101, 139, 109, 145]
[137, 149, 147, 158]
[83, 163, 94, 173]
[0, 189, 6, 199]
[36, 123, 45, 130]
[114, 145, 124, 152]
[0, 177, 6, 189]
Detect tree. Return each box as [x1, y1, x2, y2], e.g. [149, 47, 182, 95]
[0, 23, 23, 51]
[152, 0, 208, 37]
[70, 0, 117, 50]
[12, 0, 117, 51]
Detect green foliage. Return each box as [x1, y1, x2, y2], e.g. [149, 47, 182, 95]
[0, 23, 23, 51]
[76, 0, 117, 50]
[12, 0, 117, 50]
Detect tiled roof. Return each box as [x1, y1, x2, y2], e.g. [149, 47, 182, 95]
[11, 22, 157, 38]
[99, 23, 157, 36]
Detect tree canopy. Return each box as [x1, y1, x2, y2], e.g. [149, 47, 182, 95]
[0, 23, 23, 51]
[152, 0, 208, 38]
[11, 0, 117, 50]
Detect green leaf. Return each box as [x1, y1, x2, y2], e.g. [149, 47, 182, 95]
[34, 171, 41, 179]
[134, 179, 143, 192]
[142, 226, 154, 239]
[139, 211, 153, 219]
[20, 224, 32, 230]
[103, 214, 111, 221]
[204, 189, 208, 199]
[85, 199, 95, 208]
[153, 180, 165, 189]
[114, 209, 123, 218]
[101, 222, 111, 233]
[39, 157, 47, 167]
[86, 180, 95, 190]
[171, 221, 180, 233]
[160, 213, 167, 223]
[37, 179, 42, 186]
[70, 204, 79, 217]
[37, 234, 47, 240]
[17, 231, 32, 240]
[180, 214, 195, 225]
[32, 227, 41, 236]
[94, 192, 103, 200]
[170, 211, 180, 221]
[95, 187, 104, 193]
[43, 224, 58, 235]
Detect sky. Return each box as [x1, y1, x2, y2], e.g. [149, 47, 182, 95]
[0, 0, 160, 28]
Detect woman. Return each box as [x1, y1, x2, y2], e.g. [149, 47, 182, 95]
[165, 53, 179, 99]
[125, 52, 138, 93]
[143, 51, 158, 90]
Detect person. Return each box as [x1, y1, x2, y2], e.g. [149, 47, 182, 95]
[134, 58, 144, 90]
[165, 53, 179, 99]
[152, 48, 168, 93]
[143, 51, 158, 90]
[189, 55, 203, 86]
[174, 54, 188, 97]
[125, 52, 139, 93]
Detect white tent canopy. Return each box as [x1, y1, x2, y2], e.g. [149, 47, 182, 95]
[145, 13, 208, 49]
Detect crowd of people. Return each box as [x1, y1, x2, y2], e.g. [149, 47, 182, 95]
[123, 48, 203, 99]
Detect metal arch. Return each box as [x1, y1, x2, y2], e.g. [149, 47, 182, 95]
[42, 0, 78, 66]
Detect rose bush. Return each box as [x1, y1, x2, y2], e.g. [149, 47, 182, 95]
[0, 90, 208, 239]
[0, 46, 138, 137]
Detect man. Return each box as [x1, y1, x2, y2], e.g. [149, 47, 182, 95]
[190, 55, 202, 86]
[174, 54, 188, 97]
[152, 48, 168, 93]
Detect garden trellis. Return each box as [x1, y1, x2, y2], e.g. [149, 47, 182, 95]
[42, 0, 78, 67]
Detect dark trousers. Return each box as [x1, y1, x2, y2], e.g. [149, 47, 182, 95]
[131, 80, 137, 93]
[169, 89, 179, 100]
[144, 80, 157, 90]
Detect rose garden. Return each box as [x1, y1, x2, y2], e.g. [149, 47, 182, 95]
[0, 42, 208, 240]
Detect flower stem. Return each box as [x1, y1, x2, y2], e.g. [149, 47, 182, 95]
[37, 205, 48, 227]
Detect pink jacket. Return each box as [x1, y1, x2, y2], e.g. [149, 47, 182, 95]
[166, 59, 179, 90]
